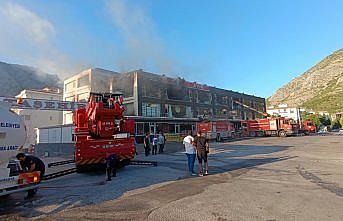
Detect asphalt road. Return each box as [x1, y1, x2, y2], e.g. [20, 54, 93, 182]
[1, 135, 343, 220]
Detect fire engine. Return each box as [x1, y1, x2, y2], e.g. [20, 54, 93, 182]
[73, 92, 136, 172]
[302, 120, 316, 133]
[197, 120, 235, 141]
[241, 117, 300, 137]
[0, 92, 135, 195]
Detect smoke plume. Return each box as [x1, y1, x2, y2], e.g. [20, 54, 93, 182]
[105, 0, 177, 74]
[0, 1, 75, 79]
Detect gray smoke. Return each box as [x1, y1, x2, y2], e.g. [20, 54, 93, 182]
[105, 0, 178, 74]
[0, 1, 79, 79]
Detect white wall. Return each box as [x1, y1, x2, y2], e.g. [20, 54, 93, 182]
[36, 125, 74, 144]
[15, 90, 63, 147]
[266, 107, 301, 121]
[62, 68, 120, 124]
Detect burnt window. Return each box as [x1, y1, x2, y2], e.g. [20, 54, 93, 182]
[166, 85, 189, 101]
[142, 79, 161, 98]
[197, 90, 211, 104]
[111, 74, 134, 97]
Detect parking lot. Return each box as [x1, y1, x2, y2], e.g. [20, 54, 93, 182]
[1, 135, 343, 220]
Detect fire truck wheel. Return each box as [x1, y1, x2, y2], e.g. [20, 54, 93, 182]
[278, 130, 287, 137]
[249, 131, 256, 137]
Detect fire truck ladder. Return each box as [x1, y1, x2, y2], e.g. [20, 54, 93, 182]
[233, 100, 267, 116]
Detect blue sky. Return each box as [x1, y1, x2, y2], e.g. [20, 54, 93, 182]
[0, 0, 342, 98]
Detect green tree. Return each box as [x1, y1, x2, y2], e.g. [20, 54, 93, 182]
[331, 119, 341, 130]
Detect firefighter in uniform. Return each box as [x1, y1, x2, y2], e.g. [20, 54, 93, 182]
[16, 153, 45, 199]
[106, 154, 118, 181]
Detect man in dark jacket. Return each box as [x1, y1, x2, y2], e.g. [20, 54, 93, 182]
[106, 154, 118, 181]
[143, 133, 151, 156]
[16, 153, 45, 199]
[193, 131, 209, 176]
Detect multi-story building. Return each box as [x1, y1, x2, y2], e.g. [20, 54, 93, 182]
[14, 88, 63, 147]
[63, 68, 266, 135]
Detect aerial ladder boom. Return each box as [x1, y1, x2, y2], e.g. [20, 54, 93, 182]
[232, 100, 267, 117]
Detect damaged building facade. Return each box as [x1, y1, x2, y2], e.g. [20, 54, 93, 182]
[63, 68, 266, 135]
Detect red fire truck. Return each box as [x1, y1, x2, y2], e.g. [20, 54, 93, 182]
[241, 117, 300, 137]
[302, 120, 316, 133]
[73, 92, 136, 172]
[0, 92, 136, 196]
[197, 120, 235, 141]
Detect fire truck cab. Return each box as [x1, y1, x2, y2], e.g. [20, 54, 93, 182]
[302, 120, 316, 133]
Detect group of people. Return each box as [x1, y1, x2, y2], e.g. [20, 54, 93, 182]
[143, 133, 166, 156]
[183, 131, 209, 177]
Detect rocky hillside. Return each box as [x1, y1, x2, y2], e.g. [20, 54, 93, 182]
[268, 48, 343, 113]
[0, 61, 60, 96]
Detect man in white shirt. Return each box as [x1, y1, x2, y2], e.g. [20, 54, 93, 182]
[183, 132, 196, 176]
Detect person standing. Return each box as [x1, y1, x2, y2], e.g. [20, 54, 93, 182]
[193, 131, 209, 176]
[183, 132, 196, 176]
[16, 153, 45, 199]
[106, 153, 118, 181]
[152, 135, 158, 155]
[144, 133, 151, 156]
[158, 132, 166, 153]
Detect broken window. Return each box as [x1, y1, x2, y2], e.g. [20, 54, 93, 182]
[111, 74, 134, 97]
[141, 78, 161, 98]
[197, 90, 212, 104]
[166, 84, 189, 101]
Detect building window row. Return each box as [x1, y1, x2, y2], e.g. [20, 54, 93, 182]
[142, 102, 161, 117]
